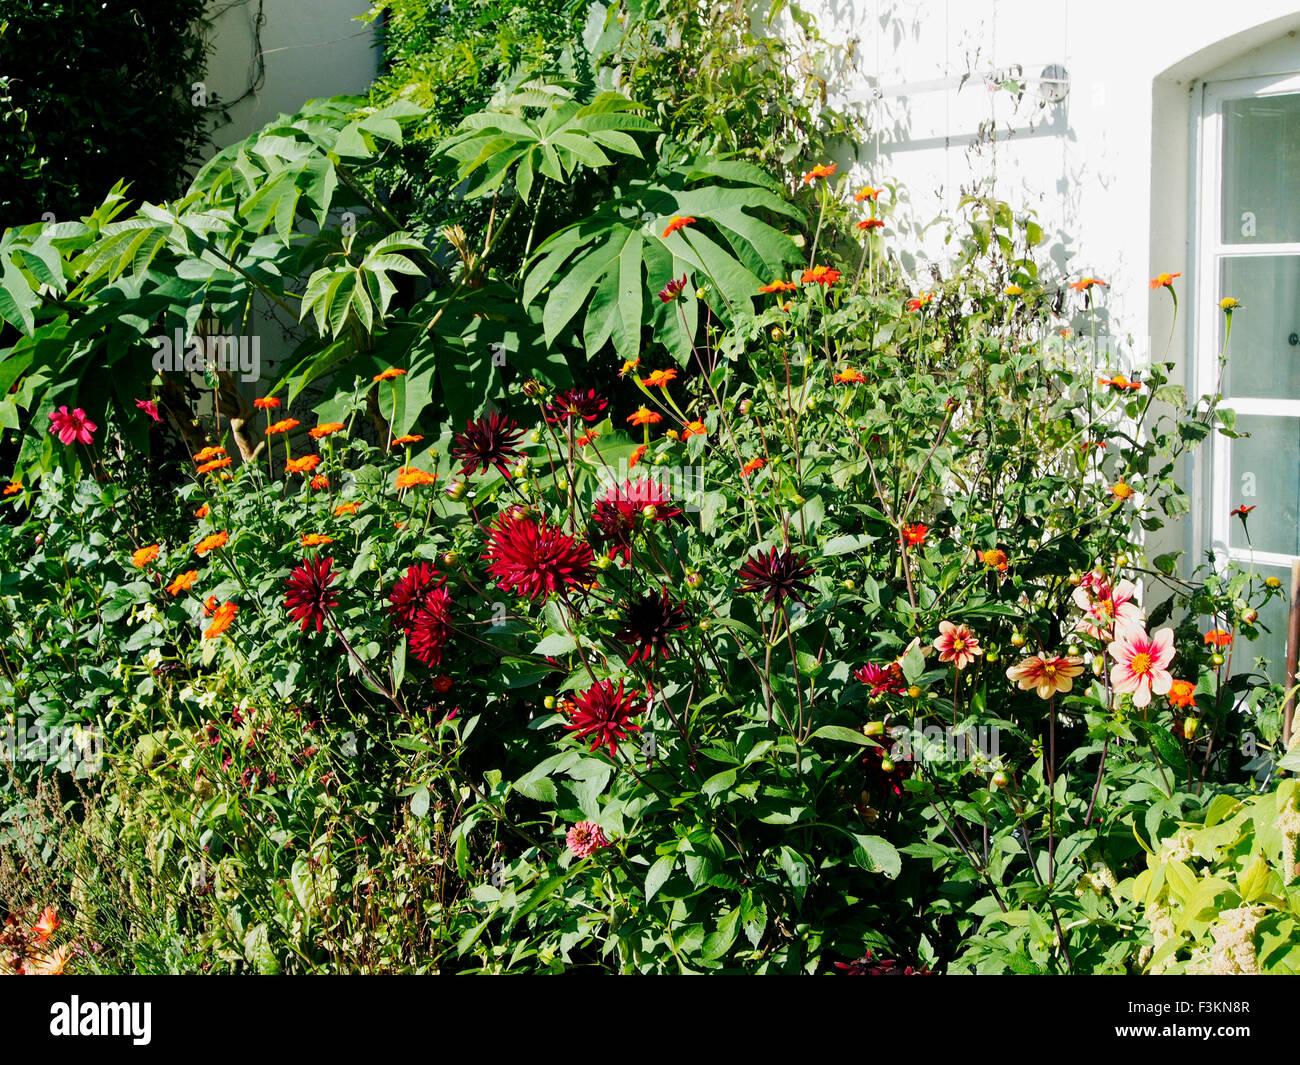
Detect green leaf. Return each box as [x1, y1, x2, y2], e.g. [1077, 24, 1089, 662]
[645, 854, 675, 903]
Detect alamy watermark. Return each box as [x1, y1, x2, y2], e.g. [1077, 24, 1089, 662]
[1, 717, 104, 774]
[151, 327, 260, 383]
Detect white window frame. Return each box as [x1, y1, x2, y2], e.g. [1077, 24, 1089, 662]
[1192, 70, 1300, 573]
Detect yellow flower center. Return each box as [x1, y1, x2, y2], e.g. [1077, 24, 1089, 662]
[1130, 651, 1152, 676]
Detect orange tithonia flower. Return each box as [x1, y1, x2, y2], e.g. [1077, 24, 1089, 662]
[741, 457, 766, 477]
[1006, 654, 1084, 700]
[166, 570, 199, 596]
[253, 396, 281, 410]
[1150, 272, 1181, 290]
[759, 279, 799, 293]
[392, 434, 424, 447]
[907, 293, 934, 311]
[856, 218, 884, 231]
[629, 444, 648, 468]
[627, 406, 663, 427]
[203, 595, 218, 616]
[1098, 374, 1142, 391]
[980, 548, 1009, 571]
[197, 457, 232, 474]
[902, 523, 928, 547]
[203, 601, 238, 640]
[619, 357, 640, 377]
[681, 419, 707, 440]
[1203, 629, 1233, 648]
[373, 367, 407, 383]
[266, 418, 299, 436]
[3, 481, 20, 495]
[131, 545, 160, 568]
[934, 620, 982, 670]
[194, 531, 229, 555]
[801, 265, 841, 286]
[333, 502, 361, 516]
[285, 454, 322, 474]
[309, 422, 346, 439]
[640, 368, 678, 388]
[195, 503, 210, 519]
[311, 474, 330, 490]
[395, 467, 438, 489]
[855, 185, 883, 202]
[32, 905, 60, 942]
[1168, 678, 1197, 709]
[576, 429, 600, 447]
[1111, 480, 1135, 500]
[301, 533, 334, 547]
[193, 445, 226, 462]
[834, 367, 867, 384]
[1070, 276, 1106, 292]
[661, 215, 696, 238]
[801, 162, 836, 185]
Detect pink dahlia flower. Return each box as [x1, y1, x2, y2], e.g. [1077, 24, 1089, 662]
[1108, 627, 1175, 708]
[1073, 577, 1144, 640]
[48, 406, 97, 445]
[933, 620, 982, 670]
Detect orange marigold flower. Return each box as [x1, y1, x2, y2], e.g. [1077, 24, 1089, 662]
[309, 422, 346, 439]
[856, 218, 884, 231]
[333, 502, 361, 516]
[195, 503, 210, 518]
[1203, 629, 1233, 648]
[834, 367, 867, 384]
[391, 434, 424, 447]
[193, 445, 226, 462]
[373, 367, 407, 383]
[395, 467, 438, 489]
[902, 523, 928, 547]
[855, 185, 883, 202]
[166, 570, 199, 596]
[661, 215, 696, 238]
[802, 162, 836, 185]
[801, 265, 841, 286]
[131, 544, 160, 568]
[619, 357, 640, 377]
[285, 454, 322, 474]
[1149, 272, 1181, 290]
[253, 397, 281, 410]
[311, 474, 330, 490]
[194, 531, 229, 556]
[682, 419, 707, 440]
[266, 418, 299, 436]
[203, 601, 238, 639]
[197, 456, 232, 474]
[641, 368, 678, 389]
[1111, 480, 1135, 500]
[1070, 276, 1106, 292]
[1168, 679, 1197, 709]
[301, 533, 334, 547]
[3, 481, 20, 495]
[627, 406, 662, 426]
[741, 457, 766, 477]
[759, 279, 799, 293]
[629, 444, 648, 468]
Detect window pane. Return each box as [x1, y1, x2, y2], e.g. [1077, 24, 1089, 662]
[1228, 414, 1300, 555]
[1221, 93, 1300, 244]
[1219, 255, 1300, 400]
[1231, 563, 1291, 683]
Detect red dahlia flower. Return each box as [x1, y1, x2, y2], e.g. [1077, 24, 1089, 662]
[854, 662, 906, 698]
[658, 275, 688, 303]
[545, 388, 609, 425]
[484, 514, 596, 601]
[615, 588, 688, 663]
[388, 562, 445, 628]
[453, 412, 524, 478]
[285, 555, 339, 634]
[564, 678, 644, 757]
[736, 546, 816, 608]
[408, 586, 453, 666]
[591, 477, 683, 563]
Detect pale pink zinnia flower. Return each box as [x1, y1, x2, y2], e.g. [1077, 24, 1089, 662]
[48, 406, 97, 445]
[566, 821, 609, 858]
[1006, 655, 1084, 700]
[933, 620, 982, 670]
[1108, 627, 1175, 708]
[1073, 578, 1144, 640]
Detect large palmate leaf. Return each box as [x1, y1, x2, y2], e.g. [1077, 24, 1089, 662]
[523, 158, 802, 364]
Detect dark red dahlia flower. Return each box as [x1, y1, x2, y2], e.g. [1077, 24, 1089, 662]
[854, 662, 906, 698]
[615, 588, 688, 664]
[452, 412, 524, 478]
[408, 585, 452, 666]
[591, 477, 683, 563]
[285, 555, 339, 634]
[388, 562, 444, 628]
[834, 949, 930, 975]
[564, 678, 644, 757]
[484, 513, 596, 601]
[736, 546, 816, 608]
[545, 388, 608, 425]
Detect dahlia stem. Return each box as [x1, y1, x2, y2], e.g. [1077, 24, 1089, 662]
[325, 609, 403, 713]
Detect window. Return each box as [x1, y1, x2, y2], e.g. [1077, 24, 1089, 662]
[1194, 71, 1300, 672]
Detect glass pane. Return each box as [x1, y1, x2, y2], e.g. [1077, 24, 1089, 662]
[1220, 256, 1300, 400]
[1228, 414, 1300, 555]
[1231, 563, 1290, 683]
[1222, 93, 1300, 244]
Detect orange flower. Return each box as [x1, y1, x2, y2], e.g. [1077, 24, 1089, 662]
[856, 219, 884, 231]
[253, 397, 280, 410]
[1203, 629, 1233, 648]
[28, 943, 74, 975]
[395, 467, 438, 489]
[661, 215, 696, 238]
[333, 502, 361, 516]
[1070, 277, 1106, 292]
[801, 265, 841, 286]
[285, 454, 322, 474]
[300, 533, 334, 547]
[1149, 272, 1181, 290]
[801, 162, 836, 185]
[266, 418, 299, 436]
[681, 419, 707, 440]
[1168, 679, 1197, 709]
[391, 434, 424, 447]
[629, 444, 648, 468]
[197, 457, 232, 474]
[311, 474, 330, 490]
[979, 548, 1009, 572]
[166, 570, 199, 596]
[907, 293, 934, 311]
[195, 503, 210, 519]
[741, 457, 766, 477]
[131, 545, 160, 568]
[759, 279, 798, 293]
[373, 367, 407, 383]
[203, 601, 238, 639]
[194, 531, 229, 556]
[1230, 504, 1256, 519]
[834, 367, 867, 384]
[309, 422, 346, 440]
[641, 368, 678, 389]
[855, 185, 883, 202]
[203, 595, 218, 616]
[902, 523, 928, 547]
[619, 358, 640, 377]
[32, 905, 60, 943]
[3, 481, 20, 495]
[627, 406, 662, 426]
[1111, 480, 1135, 500]
[193, 446, 226, 462]
[1098, 374, 1142, 391]
[576, 429, 600, 447]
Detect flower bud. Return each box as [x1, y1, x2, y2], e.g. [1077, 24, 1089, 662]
[864, 721, 886, 737]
